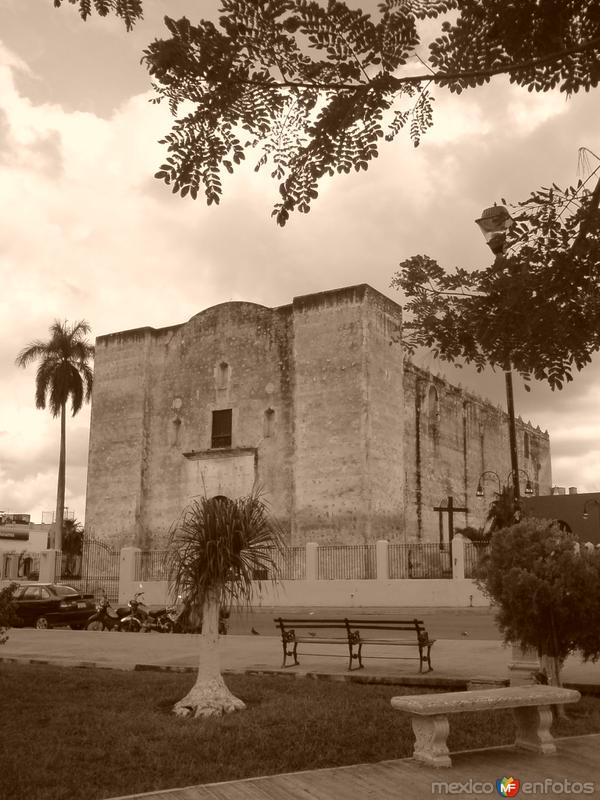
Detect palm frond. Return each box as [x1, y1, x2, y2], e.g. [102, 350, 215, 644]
[17, 319, 94, 417]
[15, 340, 49, 369]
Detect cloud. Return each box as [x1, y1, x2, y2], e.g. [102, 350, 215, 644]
[1, 10, 600, 522]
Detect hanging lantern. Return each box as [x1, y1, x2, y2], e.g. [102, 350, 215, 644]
[475, 205, 514, 255]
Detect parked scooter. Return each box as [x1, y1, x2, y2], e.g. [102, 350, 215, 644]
[140, 605, 173, 633]
[162, 596, 229, 634]
[85, 590, 129, 631]
[119, 590, 148, 632]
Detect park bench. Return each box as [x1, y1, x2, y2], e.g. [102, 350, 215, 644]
[391, 685, 581, 767]
[274, 617, 435, 673]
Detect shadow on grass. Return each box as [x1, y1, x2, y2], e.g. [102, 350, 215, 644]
[1, 663, 599, 800]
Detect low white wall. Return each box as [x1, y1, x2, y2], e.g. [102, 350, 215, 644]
[253, 579, 489, 607]
[119, 577, 489, 608]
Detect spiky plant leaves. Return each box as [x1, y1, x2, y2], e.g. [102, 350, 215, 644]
[166, 492, 285, 613]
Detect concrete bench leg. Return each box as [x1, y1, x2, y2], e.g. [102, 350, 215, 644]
[411, 714, 451, 768]
[513, 705, 556, 755]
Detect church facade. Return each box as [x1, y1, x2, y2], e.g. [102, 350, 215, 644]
[84, 284, 551, 549]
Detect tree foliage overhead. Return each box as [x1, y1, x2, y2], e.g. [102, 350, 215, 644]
[392, 170, 600, 389]
[53, 0, 600, 223]
[53, 0, 143, 31]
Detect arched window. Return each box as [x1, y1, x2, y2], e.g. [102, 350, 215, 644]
[556, 519, 572, 533]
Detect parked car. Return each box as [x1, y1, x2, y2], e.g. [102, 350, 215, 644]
[10, 583, 96, 630]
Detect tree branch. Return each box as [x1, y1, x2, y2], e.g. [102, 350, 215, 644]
[201, 35, 600, 92]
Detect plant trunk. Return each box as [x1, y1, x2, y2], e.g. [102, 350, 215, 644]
[541, 612, 567, 719]
[173, 589, 245, 719]
[54, 402, 66, 552]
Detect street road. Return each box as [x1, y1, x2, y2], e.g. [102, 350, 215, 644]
[227, 606, 502, 640]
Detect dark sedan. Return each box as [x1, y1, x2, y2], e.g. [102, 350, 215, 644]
[10, 583, 96, 630]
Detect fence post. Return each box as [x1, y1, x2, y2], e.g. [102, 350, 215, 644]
[306, 542, 319, 581]
[119, 546, 141, 603]
[376, 540, 389, 580]
[39, 549, 59, 582]
[3, 553, 19, 580]
[451, 534, 465, 580]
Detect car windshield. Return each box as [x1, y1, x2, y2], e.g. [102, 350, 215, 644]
[53, 585, 79, 597]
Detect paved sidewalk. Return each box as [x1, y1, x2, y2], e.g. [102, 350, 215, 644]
[2, 627, 599, 688]
[106, 735, 600, 800]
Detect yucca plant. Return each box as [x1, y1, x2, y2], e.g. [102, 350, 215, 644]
[166, 492, 284, 718]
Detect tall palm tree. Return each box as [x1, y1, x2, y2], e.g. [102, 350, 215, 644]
[15, 320, 94, 551]
[167, 492, 284, 718]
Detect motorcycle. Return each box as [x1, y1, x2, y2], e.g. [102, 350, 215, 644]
[162, 596, 229, 634]
[118, 590, 148, 632]
[85, 591, 129, 631]
[140, 605, 174, 633]
[118, 590, 173, 633]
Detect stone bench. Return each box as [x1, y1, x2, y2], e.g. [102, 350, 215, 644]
[391, 685, 581, 767]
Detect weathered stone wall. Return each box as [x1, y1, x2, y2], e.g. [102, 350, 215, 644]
[402, 363, 552, 542]
[85, 327, 155, 546]
[86, 303, 294, 548]
[291, 285, 404, 544]
[85, 284, 552, 550]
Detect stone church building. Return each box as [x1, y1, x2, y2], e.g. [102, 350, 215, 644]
[84, 284, 551, 549]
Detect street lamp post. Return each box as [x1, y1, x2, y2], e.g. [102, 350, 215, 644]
[475, 204, 523, 509]
[582, 499, 600, 521]
[476, 470, 534, 499]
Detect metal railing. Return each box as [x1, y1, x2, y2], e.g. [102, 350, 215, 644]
[270, 546, 306, 580]
[464, 541, 491, 578]
[135, 550, 169, 582]
[389, 542, 452, 579]
[318, 545, 376, 580]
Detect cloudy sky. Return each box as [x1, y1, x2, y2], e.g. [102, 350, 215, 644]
[1, 1, 599, 524]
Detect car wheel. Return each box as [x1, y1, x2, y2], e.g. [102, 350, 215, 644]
[86, 620, 105, 631]
[35, 616, 50, 630]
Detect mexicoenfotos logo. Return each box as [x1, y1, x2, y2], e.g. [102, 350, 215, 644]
[496, 777, 520, 797]
[431, 777, 595, 795]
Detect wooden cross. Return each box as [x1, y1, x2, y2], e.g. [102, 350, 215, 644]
[433, 496, 468, 545]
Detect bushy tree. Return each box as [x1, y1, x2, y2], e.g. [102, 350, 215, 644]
[52, 1, 600, 223]
[0, 584, 18, 645]
[167, 492, 284, 718]
[476, 518, 600, 687]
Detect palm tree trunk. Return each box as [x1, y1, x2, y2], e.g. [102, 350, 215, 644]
[173, 588, 245, 718]
[54, 401, 66, 553]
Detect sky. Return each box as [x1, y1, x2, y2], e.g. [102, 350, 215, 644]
[1, 0, 599, 524]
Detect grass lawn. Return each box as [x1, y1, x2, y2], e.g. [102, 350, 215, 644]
[2, 664, 600, 800]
